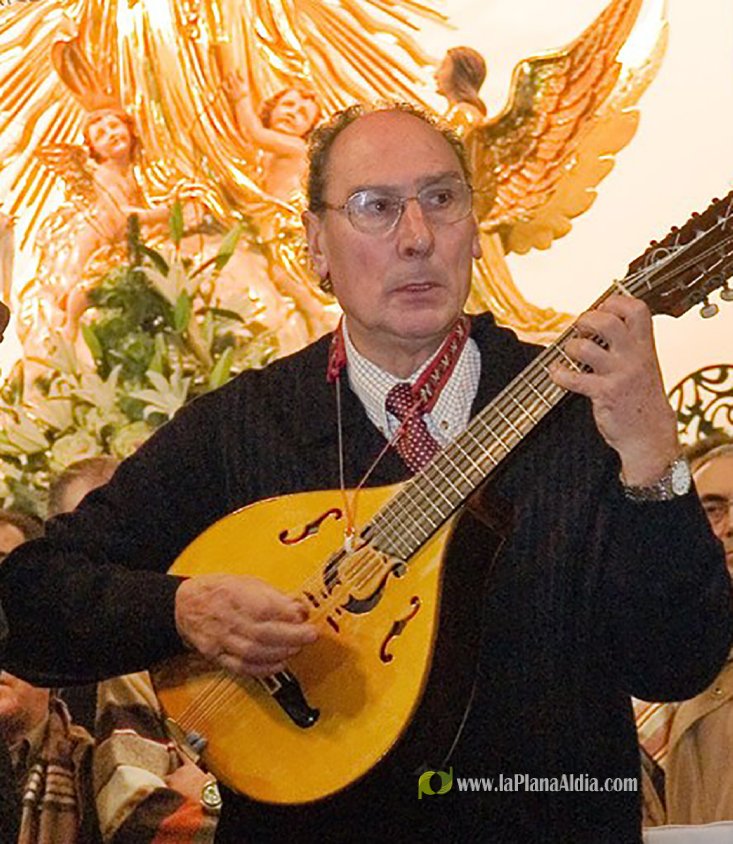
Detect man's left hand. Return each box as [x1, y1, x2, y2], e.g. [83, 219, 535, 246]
[550, 294, 679, 486]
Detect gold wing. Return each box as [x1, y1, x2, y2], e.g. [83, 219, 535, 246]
[34, 144, 96, 208]
[466, 0, 661, 254]
[0, 1, 86, 247]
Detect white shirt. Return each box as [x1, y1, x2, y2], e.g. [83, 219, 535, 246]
[342, 318, 481, 446]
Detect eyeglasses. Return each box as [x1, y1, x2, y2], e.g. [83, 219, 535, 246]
[322, 176, 473, 235]
[702, 497, 733, 528]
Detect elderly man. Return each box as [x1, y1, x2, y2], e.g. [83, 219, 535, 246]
[650, 434, 733, 825]
[0, 105, 730, 843]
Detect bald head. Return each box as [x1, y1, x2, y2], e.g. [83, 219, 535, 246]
[307, 103, 470, 215]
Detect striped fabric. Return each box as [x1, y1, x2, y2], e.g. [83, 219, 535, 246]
[17, 695, 94, 844]
[94, 671, 218, 843]
[633, 698, 677, 766]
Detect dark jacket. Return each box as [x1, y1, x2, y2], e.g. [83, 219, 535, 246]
[1, 314, 730, 843]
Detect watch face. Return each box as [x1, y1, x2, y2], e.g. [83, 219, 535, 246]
[671, 458, 692, 496]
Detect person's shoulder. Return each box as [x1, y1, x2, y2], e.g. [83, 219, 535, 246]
[471, 311, 543, 364]
[176, 334, 332, 417]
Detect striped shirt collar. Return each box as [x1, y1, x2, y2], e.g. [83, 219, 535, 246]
[342, 318, 481, 446]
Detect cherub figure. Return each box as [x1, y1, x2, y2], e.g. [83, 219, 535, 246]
[66, 109, 184, 336]
[222, 71, 337, 339]
[16, 107, 199, 345]
[223, 73, 321, 203]
[434, 46, 487, 133]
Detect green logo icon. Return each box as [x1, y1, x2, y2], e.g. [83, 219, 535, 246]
[418, 767, 454, 799]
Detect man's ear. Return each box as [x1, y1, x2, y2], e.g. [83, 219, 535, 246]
[302, 210, 329, 279]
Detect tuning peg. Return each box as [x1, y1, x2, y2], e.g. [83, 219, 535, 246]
[700, 299, 720, 318]
[721, 283, 733, 302]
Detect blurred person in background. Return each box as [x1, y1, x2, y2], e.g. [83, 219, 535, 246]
[49, 456, 219, 843]
[0, 506, 101, 843]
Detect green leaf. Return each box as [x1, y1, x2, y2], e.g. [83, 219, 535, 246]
[140, 244, 170, 275]
[208, 307, 245, 323]
[170, 200, 184, 246]
[208, 346, 233, 391]
[81, 323, 104, 362]
[173, 293, 192, 332]
[190, 224, 244, 278]
[149, 344, 164, 374]
[214, 223, 243, 270]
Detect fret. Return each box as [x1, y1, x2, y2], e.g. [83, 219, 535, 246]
[450, 438, 485, 476]
[495, 405, 523, 438]
[376, 483, 439, 547]
[475, 414, 512, 453]
[425, 456, 467, 500]
[381, 506, 423, 547]
[415, 464, 460, 512]
[370, 520, 419, 560]
[462, 426, 499, 466]
[519, 373, 552, 408]
[509, 393, 539, 424]
[554, 345, 583, 372]
[375, 490, 427, 540]
[440, 445, 476, 487]
[400, 479, 444, 522]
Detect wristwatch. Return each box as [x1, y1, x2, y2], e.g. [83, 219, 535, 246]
[622, 455, 692, 502]
[201, 779, 222, 815]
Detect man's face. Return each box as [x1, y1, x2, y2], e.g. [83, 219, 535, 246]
[269, 90, 319, 138]
[305, 111, 480, 366]
[0, 673, 49, 744]
[88, 113, 133, 163]
[694, 453, 733, 575]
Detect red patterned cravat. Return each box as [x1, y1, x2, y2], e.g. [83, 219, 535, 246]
[385, 382, 440, 472]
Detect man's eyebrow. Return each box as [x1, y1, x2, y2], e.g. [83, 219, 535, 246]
[700, 493, 728, 502]
[346, 170, 465, 196]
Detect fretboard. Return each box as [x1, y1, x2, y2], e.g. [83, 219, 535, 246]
[366, 336, 575, 560]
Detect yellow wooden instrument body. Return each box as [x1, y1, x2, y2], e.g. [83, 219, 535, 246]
[154, 485, 455, 804]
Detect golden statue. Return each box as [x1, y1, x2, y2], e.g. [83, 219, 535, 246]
[14, 68, 312, 357]
[0, 0, 666, 355]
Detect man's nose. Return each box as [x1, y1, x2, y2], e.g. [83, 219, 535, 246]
[396, 197, 434, 257]
[724, 503, 733, 534]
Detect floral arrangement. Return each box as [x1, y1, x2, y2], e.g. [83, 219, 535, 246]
[0, 211, 276, 517]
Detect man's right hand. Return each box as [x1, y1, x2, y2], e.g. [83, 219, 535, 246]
[174, 575, 318, 677]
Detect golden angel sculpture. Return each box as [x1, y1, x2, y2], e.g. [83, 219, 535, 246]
[435, 0, 667, 339]
[0, 0, 665, 362]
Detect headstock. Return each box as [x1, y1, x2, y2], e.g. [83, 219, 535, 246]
[624, 189, 733, 318]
